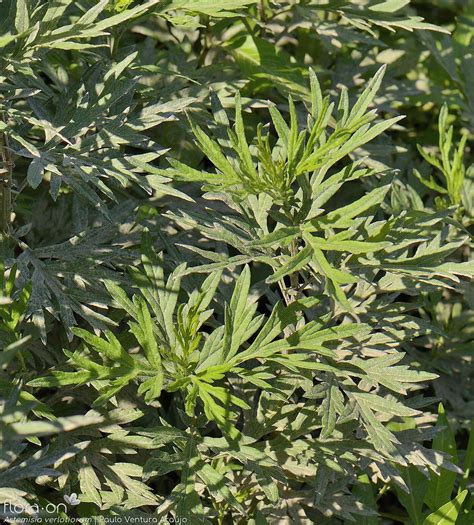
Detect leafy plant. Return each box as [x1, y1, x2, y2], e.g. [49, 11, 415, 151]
[26, 243, 461, 522]
[0, 0, 472, 523]
[416, 105, 469, 212]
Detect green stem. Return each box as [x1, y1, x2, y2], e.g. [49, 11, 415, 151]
[379, 512, 407, 524]
[376, 483, 390, 501]
[197, 16, 211, 67]
[288, 239, 299, 304]
[0, 125, 12, 235]
[258, 0, 267, 36]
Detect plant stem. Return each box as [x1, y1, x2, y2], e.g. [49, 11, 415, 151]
[281, 239, 301, 338]
[379, 512, 407, 524]
[0, 123, 12, 236]
[288, 239, 299, 304]
[258, 0, 267, 36]
[197, 16, 211, 67]
[258, 0, 266, 22]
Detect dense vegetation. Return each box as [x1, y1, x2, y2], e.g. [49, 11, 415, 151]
[0, 0, 473, 523]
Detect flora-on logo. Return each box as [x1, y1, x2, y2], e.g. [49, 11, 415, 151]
[3, 492, 80, 516]
[63, 493, 81, 506]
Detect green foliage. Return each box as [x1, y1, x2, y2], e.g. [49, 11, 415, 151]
[422, 490, 468, 525]
[416, 105, 469, 210]
[0, 0, 472, 524]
